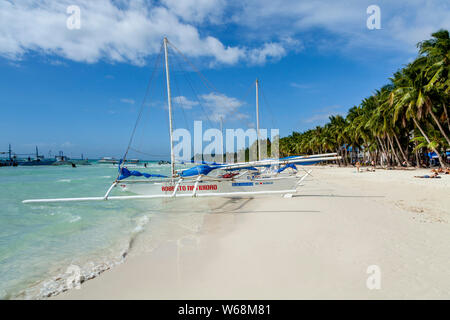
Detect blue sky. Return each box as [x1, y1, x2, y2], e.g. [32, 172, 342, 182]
[1, 0, 449, 159]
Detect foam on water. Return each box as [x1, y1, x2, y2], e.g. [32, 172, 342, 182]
[0, 162, 187, 299]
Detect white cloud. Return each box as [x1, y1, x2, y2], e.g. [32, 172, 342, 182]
[304, 105, 346, 124]
[0, 0, 245, 65]
[248, 42, 286, 65]
[1, 0, 448, 67]
[120, 98, 135, 104]
[173, 96, 199, 109]
[161, 0, 226, 24]
[61, 141, 74, 148]
[229, 0, 450, 55]
[200, 92, 245, 122]
[290, 82, 311, 89]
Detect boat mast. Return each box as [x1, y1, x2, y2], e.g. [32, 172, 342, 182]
[256, 79, 261, 161]
[163, 37, 175, 177]
[8, 144, 12, 161]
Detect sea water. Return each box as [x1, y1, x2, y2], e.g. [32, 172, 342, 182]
[0, 162, 209, 299]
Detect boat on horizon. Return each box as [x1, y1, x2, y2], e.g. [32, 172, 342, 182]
[98, 157, 140, 165]
[0, 144, 18, 167]
[16, 146, 56, 166]
[53, 152, 91, 166]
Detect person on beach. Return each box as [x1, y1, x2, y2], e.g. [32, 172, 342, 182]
[356, 161, 360, 173]
[431, 167, 450, 175]
[414, 172, 441, 179]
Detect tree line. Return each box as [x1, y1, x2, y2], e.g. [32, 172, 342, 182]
[280, 30, 450, 168]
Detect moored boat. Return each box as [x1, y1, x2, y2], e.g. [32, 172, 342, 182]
[53, 153, 90, 166]
[17, 147, 56, 166]
[98, 157, 139, 165]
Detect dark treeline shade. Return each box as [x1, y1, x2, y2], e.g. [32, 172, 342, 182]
[280, 30, 450, 168]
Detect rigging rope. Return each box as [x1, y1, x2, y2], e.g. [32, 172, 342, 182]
[259, 81, 277, 129]
[128, 147, 170, 158]
[167, 40, 220, 94]
[173, 51, 214, 129]
[172, 54, 192, 132]
[119, 43, 164, 177]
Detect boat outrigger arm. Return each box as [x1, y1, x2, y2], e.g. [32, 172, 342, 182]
[22, 154, 340, 204]
[22, 169, 310, 204]
[187, 153, 341, 173]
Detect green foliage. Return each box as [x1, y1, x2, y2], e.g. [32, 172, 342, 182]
[281, 30, 450, 167]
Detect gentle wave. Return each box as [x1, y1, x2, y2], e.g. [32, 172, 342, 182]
[16, 213, 152, 299]
[69, 215, 81, 223]
[0, 163, 175, 300]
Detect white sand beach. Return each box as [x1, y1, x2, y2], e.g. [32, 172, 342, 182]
[56, 166, 450, 299]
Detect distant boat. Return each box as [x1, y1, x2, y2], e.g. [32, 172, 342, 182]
[0, 159, 18, 167]
[0, 144, 18, 167]
[18, 158, 56, 166]
[53, 152, 90, 166]
[98, 157, 139, 164]
[17, 146, 56, 166]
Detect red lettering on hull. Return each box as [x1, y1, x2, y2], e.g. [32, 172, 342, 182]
[161, 184, 218, 192]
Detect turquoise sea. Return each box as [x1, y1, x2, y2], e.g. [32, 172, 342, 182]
[0, 162, 208, 299]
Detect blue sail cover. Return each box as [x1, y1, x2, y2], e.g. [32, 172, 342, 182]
[226, 166, 258, 171]
[427, 151, 450, 158]
[277, 163, 297, 173]
[118, 161, 167, 180]
[189, 159, 223, 166]
[292, 160, 321, 166]
[180, 165, 220, 177]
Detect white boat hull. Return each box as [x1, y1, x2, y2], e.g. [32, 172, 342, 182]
[118, 175, 299, 197]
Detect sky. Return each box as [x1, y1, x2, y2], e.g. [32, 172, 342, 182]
[1, 0, 449, 159]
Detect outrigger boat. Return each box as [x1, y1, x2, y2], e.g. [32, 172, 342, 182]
[23, 38, 340, 204]
[98, 157, 140, 165]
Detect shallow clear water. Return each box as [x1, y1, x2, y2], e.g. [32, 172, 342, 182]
[0, 162, 192, 299]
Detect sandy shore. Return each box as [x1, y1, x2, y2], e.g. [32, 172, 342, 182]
[56, 166, 450, 299]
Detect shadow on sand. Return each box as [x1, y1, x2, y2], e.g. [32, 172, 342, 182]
[293, 194, 385, 199]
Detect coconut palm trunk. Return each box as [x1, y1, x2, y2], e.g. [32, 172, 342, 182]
[415, 146, 420, 167]
[393, 132, 411, 166]
[429, 109, 450, 146]
[376, 136, 388, 166]
[443, 103, 450, 132]
[343, 148, 349, 166]
[412, 117, 447, 168]
[387, 135, 402, 166]
[336, 149, 342, 166]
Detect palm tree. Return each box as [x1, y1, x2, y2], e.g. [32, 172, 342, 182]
[279, 30, 449, 168]
[418, 30, 450, 144]
[390, 67, 447, 167]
